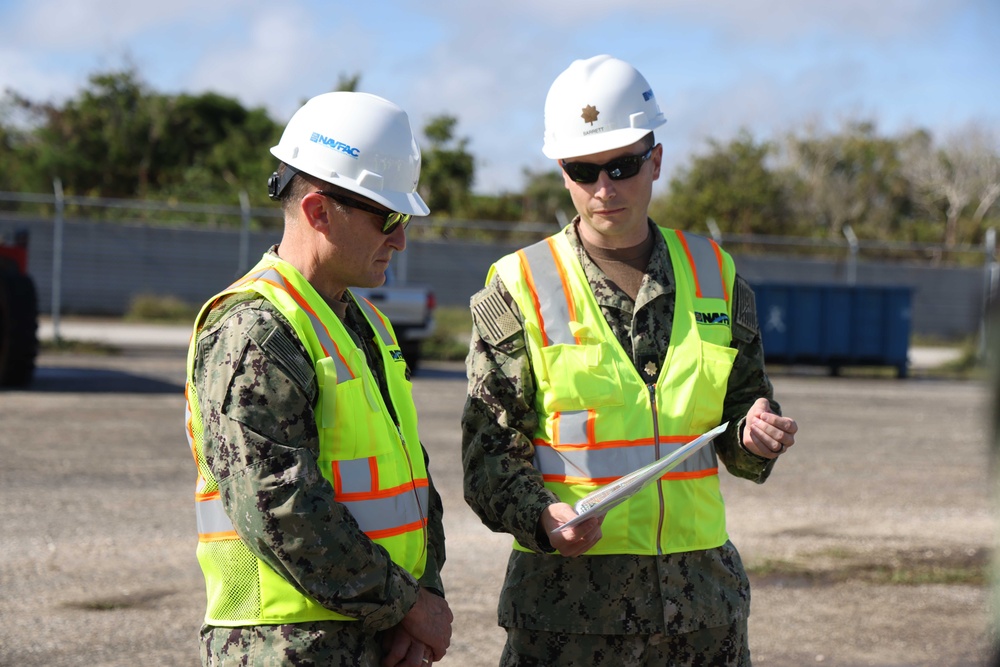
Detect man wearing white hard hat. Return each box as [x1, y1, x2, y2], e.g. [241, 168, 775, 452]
[185, 91, 452, 666]
[462, 55, 798, 665]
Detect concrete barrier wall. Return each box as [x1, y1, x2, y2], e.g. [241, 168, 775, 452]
[1, 217, 987, 339]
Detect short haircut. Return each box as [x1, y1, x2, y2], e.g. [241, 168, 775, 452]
[275, 163, 318, 215]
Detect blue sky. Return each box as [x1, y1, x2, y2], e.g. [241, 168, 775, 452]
[0, 0, 997, 196]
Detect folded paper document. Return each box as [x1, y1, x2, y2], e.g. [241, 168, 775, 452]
[551, 422, 729, 533]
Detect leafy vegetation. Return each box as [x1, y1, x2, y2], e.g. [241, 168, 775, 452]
[124, 293, 200, 323]
[421, 306, 472, 362]
[0, 67, 997, 248]
[2, 69, 281, 211]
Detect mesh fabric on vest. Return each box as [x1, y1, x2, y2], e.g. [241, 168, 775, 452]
[201, 540, 261, 620]
[188, 386, 216, 491]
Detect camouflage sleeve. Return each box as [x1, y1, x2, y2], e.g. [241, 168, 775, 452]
[716, 275, 779, 484]
[461, 276, 561, 553]
[193, 295, 420, 631]
[418, 458, 446, 596]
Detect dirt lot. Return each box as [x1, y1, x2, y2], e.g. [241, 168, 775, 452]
[0, 349, 994, 667]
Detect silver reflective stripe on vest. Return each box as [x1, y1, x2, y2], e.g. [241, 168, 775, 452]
[231, 266, 274, 289]
[335, 459, 428, 533]
[534, 440, 717, 480]
[253, 268, 353, 381]
[521, 241, 575, 346]
[336, 458, 375, 494]
[196, 496, 235, 535]
[678, 231, 725, 300]
[518, 233, 719, 481]
[354, 297, 397, 347]
[558, 410, 590, 446]
[341, 486, 430, 535]
[250, 268, 425, 535]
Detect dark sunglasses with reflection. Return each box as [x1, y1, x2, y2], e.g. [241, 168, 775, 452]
[316, 191, 411, 235]
[560, 147, 653, 184]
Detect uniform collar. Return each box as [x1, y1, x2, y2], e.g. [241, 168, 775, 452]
[564, 219, 675, 313]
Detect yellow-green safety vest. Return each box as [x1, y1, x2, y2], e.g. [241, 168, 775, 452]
[185, 253, 428, 626]
[490, 227, 737, 556]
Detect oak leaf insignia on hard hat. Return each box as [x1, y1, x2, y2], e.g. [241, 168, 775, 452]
[581, 104, 599, 125]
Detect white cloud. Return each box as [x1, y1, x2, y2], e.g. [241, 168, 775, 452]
[374, 13, 567, 193]
[0, 0, 993, 196]
[423, 0, 969, 42]
[7, 0, 238, 50]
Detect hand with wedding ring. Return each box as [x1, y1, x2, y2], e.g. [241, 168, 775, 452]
[740, 397, 798, 460]
[381, 626, 439, 667]
[381, 588, 452, 667]
[399, 588, 452, 663]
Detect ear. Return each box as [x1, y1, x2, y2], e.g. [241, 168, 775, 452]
[299, 192, 331, 234]
[650, 144, 663, 182]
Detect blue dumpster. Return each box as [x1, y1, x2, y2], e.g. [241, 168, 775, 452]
[751, 284, 913, 377]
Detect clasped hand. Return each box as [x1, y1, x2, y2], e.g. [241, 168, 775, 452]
[382, 588, 453, 666]
[741, 397, 798, 459]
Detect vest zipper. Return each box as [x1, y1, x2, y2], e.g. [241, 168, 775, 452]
[396, 428, 428, 563]
[363, 346, 429, 564]
[648, 383, 666, 556]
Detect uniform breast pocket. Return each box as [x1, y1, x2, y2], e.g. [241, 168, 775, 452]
[537, 342, 624, 413]
[690, 341, 737, 426]
[317, 360, 395, 462]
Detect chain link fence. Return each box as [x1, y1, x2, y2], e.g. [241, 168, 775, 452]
[0, 186, 995, 341]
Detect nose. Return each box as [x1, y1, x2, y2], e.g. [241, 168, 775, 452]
[386, 222, 406, 252]
[592, 171, 616, 200]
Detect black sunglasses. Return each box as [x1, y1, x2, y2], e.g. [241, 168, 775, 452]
[316, 191, 411, 234]
[560, 148, 653, 184]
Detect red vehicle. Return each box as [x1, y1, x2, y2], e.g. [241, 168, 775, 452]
[0, 229, 38, 387]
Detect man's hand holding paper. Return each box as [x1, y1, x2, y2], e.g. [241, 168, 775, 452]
[541, 503, 605, 557]
[548, 422, 730, 536]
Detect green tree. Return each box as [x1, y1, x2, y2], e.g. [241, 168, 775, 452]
[154, 93, 279, 205]
[520, 168, 573, 225]
[0, 107, 32, 193]
[651, 131, 794, 236]
[11, 69, 155, 197]
[335, 72, 362, 92]
[418, 115, 475, 216]
[780, 121, 913, 241]
[4, 67, 280, 206]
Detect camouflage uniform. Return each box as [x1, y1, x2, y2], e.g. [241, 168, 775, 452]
[192, 249, 446, 666]
[461, 221, 778, 667]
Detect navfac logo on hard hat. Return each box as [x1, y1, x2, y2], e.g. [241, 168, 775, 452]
[309, 132, 361, 159]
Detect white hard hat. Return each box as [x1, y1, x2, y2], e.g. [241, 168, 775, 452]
[542, 55, 666, 160]
[270, 91, 429, 216]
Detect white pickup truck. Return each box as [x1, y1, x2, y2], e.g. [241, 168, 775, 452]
[351, 267, 435, 371]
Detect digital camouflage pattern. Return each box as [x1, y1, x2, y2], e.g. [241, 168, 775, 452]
[192, 273, 446, 666]
[461, 221, 778, 660]
[497, 541, 750, 636]
[499, 618, 749, 667]
[200, 621, 385, 667]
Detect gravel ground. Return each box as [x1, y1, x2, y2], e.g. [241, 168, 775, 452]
[0, 350, 993, 667]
